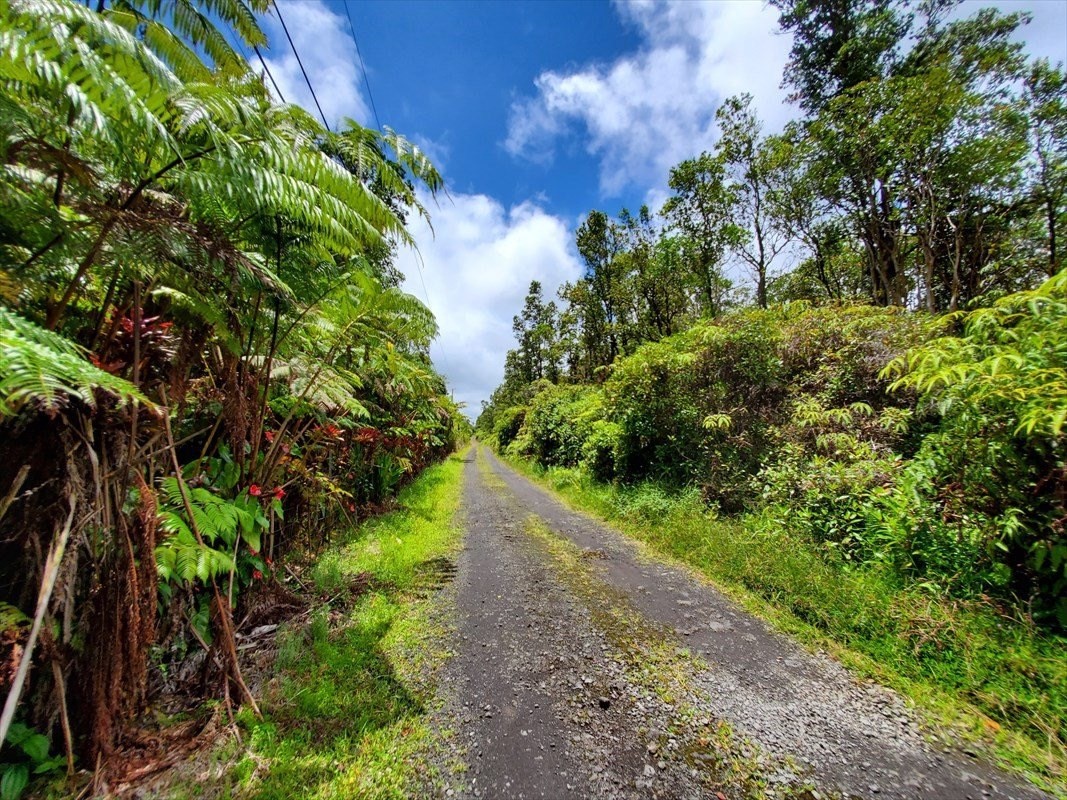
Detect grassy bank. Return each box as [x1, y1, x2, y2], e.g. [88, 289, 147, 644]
[499, 452, 1066, 796]
[168, 450, 468, 800]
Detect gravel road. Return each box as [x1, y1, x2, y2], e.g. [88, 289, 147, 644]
[429, 446, 1048, 800]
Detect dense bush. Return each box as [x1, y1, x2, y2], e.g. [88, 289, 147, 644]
[488, 286, 1067, 626]
[886, 271, 1067, 623]
[491, 405, 528, 451]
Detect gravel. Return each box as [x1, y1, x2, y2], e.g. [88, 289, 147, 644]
[426, 447, 1049, 800]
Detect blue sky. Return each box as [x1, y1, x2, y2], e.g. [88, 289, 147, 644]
[260, 0, 1067, 416]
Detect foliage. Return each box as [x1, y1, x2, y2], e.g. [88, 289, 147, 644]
[485, 289, 1067, 623]
[0, 306, 145, 415]
[885, 270, 1067, 621]
[0, 723, 65, 800]
[0, 0, 462, 772]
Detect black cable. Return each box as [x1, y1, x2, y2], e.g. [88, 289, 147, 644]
[252, 43, 286, 103]
[342, 0, 382, 131]
[220, 16, 285, 104]
[271, 0, 330, 129]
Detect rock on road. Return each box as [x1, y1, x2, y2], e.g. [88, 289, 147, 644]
[428, 446, 1049, 800]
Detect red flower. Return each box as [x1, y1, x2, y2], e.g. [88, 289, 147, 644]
[272, 486, 285, 500]
[265, 431, 275, 443]
[265, 556, 273, 565]
[249, 484, 262, 497]
[253, 570, 263, 580]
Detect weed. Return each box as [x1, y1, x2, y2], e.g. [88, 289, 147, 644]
[160, 450, 468, 799]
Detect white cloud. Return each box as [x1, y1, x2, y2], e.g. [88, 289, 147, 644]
[397, 193, 583, 418]
[260, 0, 369, 127]
[505, 0, 1062, 201]
[505, 0, 792, 198]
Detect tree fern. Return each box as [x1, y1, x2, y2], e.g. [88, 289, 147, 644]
[0, 306, 145, 415]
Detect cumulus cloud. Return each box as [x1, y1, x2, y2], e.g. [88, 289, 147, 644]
[507, 0, 1063, 201]
[396, 193, 583, 419]
[505, 0, 792, 197]
[260, 0, 369, 127]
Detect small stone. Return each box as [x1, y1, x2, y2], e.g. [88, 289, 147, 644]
[643, 764, 656, 777]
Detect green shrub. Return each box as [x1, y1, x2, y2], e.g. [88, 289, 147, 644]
[886, 270, 1067, 623]
[492, 405, 528, 451]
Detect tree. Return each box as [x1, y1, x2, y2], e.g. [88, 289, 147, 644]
[661, 153, 741, 316]
[1024, 60, 1067, 278]
[717, 94, 788, 308]
[574, 210, 631, 364]
[511, 280, 560, 384]
[0, 0, 457, 763]
[619, 207, 692, 339]
[782, 0, 1032, 308]
[773, 0, 912, 114]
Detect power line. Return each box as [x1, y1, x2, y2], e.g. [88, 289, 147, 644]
[332, 4, 450, 387]
[252, 44, 286, 103]
[342, 0, 382, 131]
[218, 18, 283, 102]
[271, 0, 330, 129]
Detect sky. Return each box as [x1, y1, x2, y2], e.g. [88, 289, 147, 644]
[258, 0, 1067, 418]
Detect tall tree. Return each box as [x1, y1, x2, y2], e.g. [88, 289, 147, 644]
[717, 94, 788, 308]
[512, 280, 560, 383]
[661, 153, 741, 316]
[1025, 60, 1067, 278]
[573, 210, 630, 366]
[619, 207, 692, 339]
[773, 0, 912, 113]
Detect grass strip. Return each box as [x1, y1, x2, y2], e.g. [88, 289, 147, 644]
[165, 450, 468, 800]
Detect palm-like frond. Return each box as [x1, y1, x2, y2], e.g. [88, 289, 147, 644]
[0, 305, 145, 415]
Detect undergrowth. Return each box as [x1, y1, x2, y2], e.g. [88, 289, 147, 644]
[502, 453, 1067, 797]
[166, 450, 467, 800]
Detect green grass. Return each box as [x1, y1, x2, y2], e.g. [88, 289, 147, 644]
[165, 450, 468, 800]
[500, 453, 1067, 797]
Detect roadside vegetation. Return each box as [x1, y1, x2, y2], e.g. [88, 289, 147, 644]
[477, 0, 1067, 789]
[165, 452, 467, 800]
[0, 0, 467, 795]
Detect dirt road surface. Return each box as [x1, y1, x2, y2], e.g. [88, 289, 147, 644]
[428, 446, 1048, 800]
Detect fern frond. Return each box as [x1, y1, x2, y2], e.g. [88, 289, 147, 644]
[0, 306, 146, 415]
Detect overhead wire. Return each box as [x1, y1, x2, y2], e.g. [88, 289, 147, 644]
[342, 0, 382, 132]
[216, 4, 286, 103]
[252, 44, 287, 103]
[262, 0, 456, 397]
[271, 0, 330, 129]
[334, 3, 452, 388]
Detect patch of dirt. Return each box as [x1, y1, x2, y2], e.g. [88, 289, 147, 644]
[96, 712, 227, 797]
